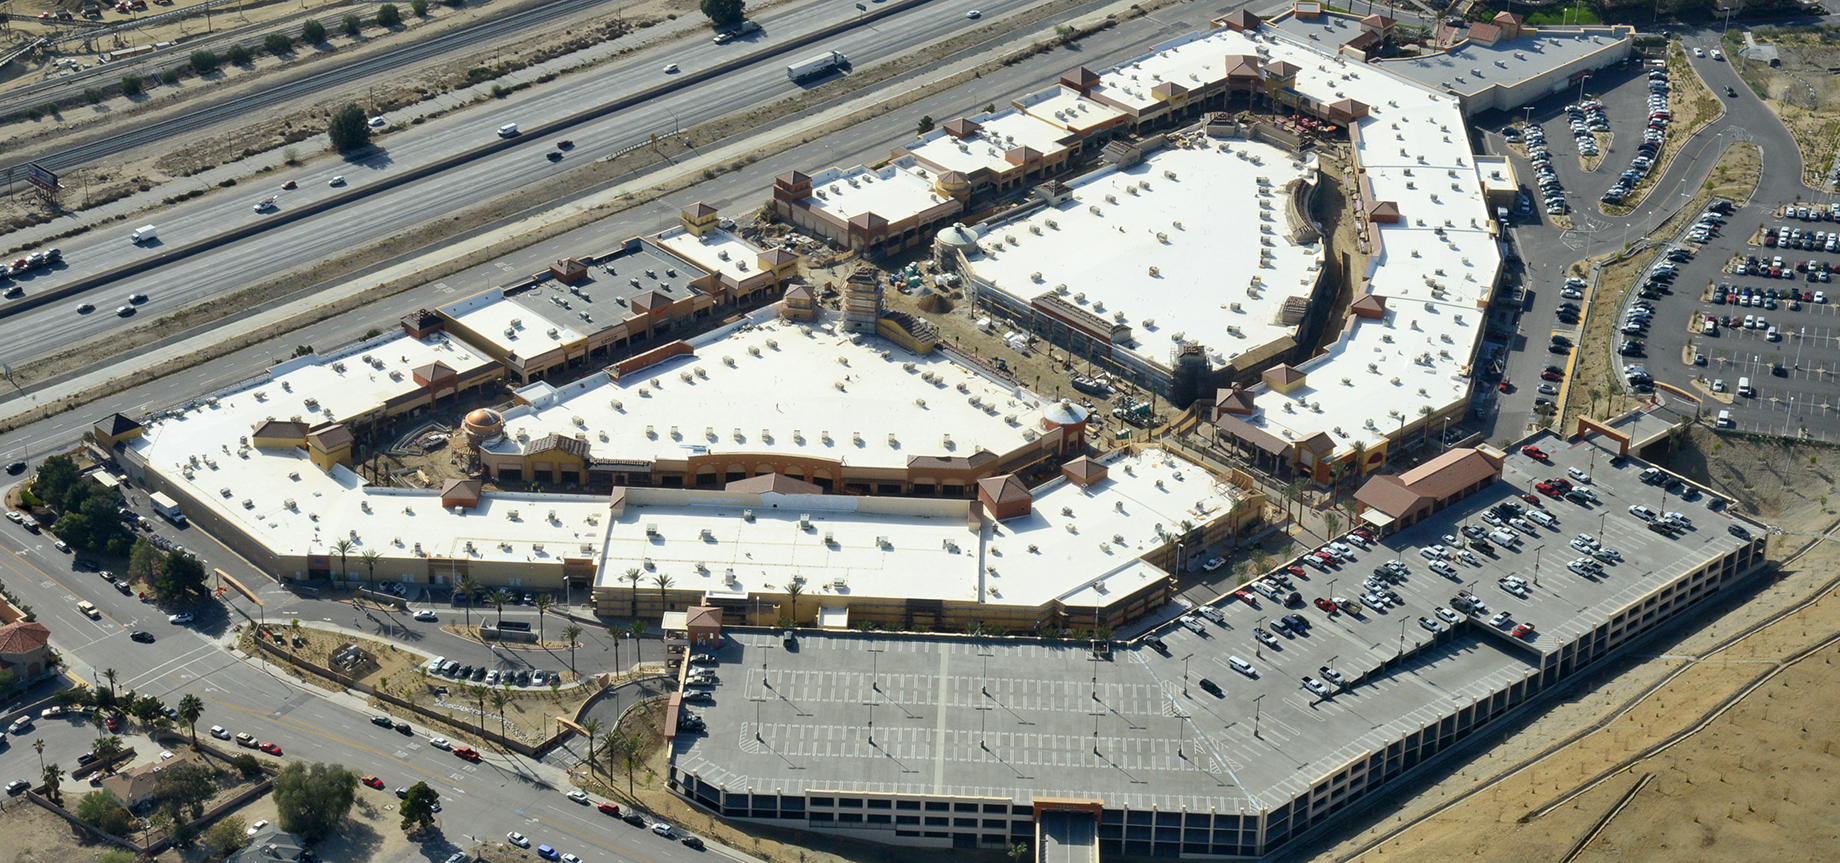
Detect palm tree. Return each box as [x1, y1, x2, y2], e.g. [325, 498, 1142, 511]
[626, 620, 645, 666]
[615, 734, 640, 797]
[359, 549, 382, 595]
[561, 624, 583, 674]
[606, 626, 623, 675]
[102, 668, 117, 699]
[32, 739, 44, 772]
[1249, 548, 1272, 574]
[534, 593, 554, 642]
[652, 573, 673, 616]
[579, 717, 603, 777]
[489, 589, 511, 627]
[177, 693, 204, 748]
[40, 762, 62, 805]
[783, 581, 804, 626]
[456, 575, 479, 628]
[1417, 405, 1435, 447]
[600, 732, 623, 781]
[490, 690, 510, 738]
[1008, 843, 1031, 863]
[1323, 511, 1341, 539]
[471, 685, 488, 738]
[1348, 439, 1368, 478]
[332, 538, 355, 586]
[92, 735, 123, 761]
[622, 568, 643, 619]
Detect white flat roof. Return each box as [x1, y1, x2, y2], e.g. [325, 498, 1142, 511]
[483, 309, 1050, 471]
[237, 331, 491, 427]
[653, 225, 767, 284]
[593, 447, 1236, 611]
[1014, 85, 1127, 134]
[130, 332, 608, 571]
[1381, 28, 1630, 101]
[971, 140, 1321, 367]
[441, 288, 586, 357]
[899, 108, 1071, 177]
[803, 157, 955, 226]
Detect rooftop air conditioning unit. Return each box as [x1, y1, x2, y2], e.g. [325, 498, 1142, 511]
[799, 514, 812, 529]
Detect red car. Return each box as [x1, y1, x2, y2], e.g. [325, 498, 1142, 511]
[453, 746, 479, 760]
[1312, 597, 1336, 612]
[1511, 623, 1537, 638]
[597, 802, 620, 816]
[1285, 565, 1307, 578]
[1540, 370, 1563, 382]
[105, 715, 121, 732]
[281, 180, 297, 190]
[1520, 493, 1541, 506]
[361, 775, 384, 789]
[1351, 528, 1374, 542]
[1520, 445, 1547, 460]
[1234, 590, 1257, 607]
[1497, 381, 1512, 393]
[258, 742, 282, 755]
[1535, 482, 1559, 497]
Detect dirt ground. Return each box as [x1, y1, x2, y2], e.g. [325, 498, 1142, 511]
[1723, 26, 1840, 188]
[1559, 141, 1760, 435]
[1603, 42, 1722, 216]
[1304, 426, 1840, 863]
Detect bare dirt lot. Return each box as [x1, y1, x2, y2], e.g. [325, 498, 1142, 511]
[1306, 425, 1840, 863]
[1724, 25, 1840, 188]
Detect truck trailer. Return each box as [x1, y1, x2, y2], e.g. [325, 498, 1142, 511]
[786, 50, 846, 80]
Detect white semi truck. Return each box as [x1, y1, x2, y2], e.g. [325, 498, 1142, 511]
[786, 50, 846, 80]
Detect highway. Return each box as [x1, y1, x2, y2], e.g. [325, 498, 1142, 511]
[0, 0, 1072, 368]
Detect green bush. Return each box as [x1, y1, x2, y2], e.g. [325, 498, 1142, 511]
[160, 69, 180, 85]
[343, 13, 362, 36]
[264, 32, 292, 55]
[376, 3, 400, 26]
[82, 87, 103, 104]
[301, 18, 326, 43]
[411, 0, 428, 14]
[699, 0, 743, 26]
[190, 49, 219, 74]
[225, 43, 251, 65]
[119, 75, 142, 97]
[328, 102, 371, 153]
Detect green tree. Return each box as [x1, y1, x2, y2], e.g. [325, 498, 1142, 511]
[119, 75, 142, 97]
[561, 623, 582, 673]
[534, 592, 553, 641]
[411, 0, 428, 14]
[76, 790, 134, 834]
[40, 762, 63, 805]
[579, 717, 602, 776]
[489, 689, 509, 737]
[177, 693, 205, 747]
[332, 538, 355, 586]
[231, 753, 264, 779]
[623, 567, 642, 619]
[272, 762, 359, 842]
[102, 667, 119, 698]
[627, 619, 645, 665]
[653, 572, 674, 615]
[360, 549, 381, 594]
[154, 761, 216, 821]
[82, 86, 104, 104]
[455, 575, 477, 627]
[91, 735, 123, 762]
[328, 103, 370, 153]
[99, 851, 135, 863]
[376, 3, 401, 26]
[160, 68, 180, 85]
[32, 454, 83, 509]
[264, 32, 292, 55]
[783, 581, 803, 626]
[203, 816, 248, 856]
[156, 551, 207, 599]
[301, 18, 327, 43]
[226, 43, 252, 65]
[127, 538, 163, 585]
[917, 115, 934, 135]
[699, 0, 743, 26]
[399, 781, 439, 835]
[343, 13, 362, 36]
[489, 589, 510, 626]
[128, 693, 166, 727]
[189, 49, 219, 74]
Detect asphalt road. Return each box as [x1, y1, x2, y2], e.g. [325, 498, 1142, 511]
[0, 0, 1077, 367]
[1475, 27, 1814, 445]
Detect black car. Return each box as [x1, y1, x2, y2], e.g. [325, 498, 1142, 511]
[1145, 637, 1169, 653]
[517, 670, 532, 687]
[76, 751, 97, 765]
[5, 779, 28, 796]
[370, 715, 394, 728]
[681, 836, 705, 850]
[1198, 678, 1223, 697]
[456, 665, 473, 679]
[393, 719, 411, 733]
[4, 461, 24, 475]
[470, 666, 487, 682]
[115, 581, 133, 595]
[1282, 613, 1309, 630]
[623, 812, 647, 827]
[129, 631, 154, 643]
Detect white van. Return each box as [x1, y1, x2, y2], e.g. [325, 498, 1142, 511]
[1738, 377, 1753, 397]
[1227, 656, 1256, 677]
[1526, 509, 1556, 527]
[497, 123, 519, 137]
[1717, 409, 1732, 428]
[1489, 528, 1521, 546]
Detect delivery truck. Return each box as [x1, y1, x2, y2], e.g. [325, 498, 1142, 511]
[787, 50, 846, 80]
[150, 491, 187, 526]
[130, 224, 156, 244]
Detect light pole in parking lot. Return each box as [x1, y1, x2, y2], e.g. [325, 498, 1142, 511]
[1182, 653, 1193, 696]
[1252, 693, 1266, 738]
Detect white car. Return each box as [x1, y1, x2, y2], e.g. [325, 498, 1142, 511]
[429, 736, 451, 749]
[1434, 606, 1461, 624]
[413, 610, 437, 622]
[506, 832, 530, 847]
[662, 62, 679, 73]
[168, 612, 194, 624]
[1629, 505, 1656, 520]
[1418, 616, 1442, 633]
[1420, 545, 1448, 560]
[210, 725, 231, 739]
[1202, 555, 1227, 572]
[567, 790, 590, 803]
[561, 856, 582, 863]
[966, 9, 981, 17]
[329, 176, 346, 187]
[1489, 612, 1513, 627]
[1567, 468, 1590, 484]
[247, 819, 270, 836]
[652, 822, 676, 838]
[368, 116, 386, 127]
